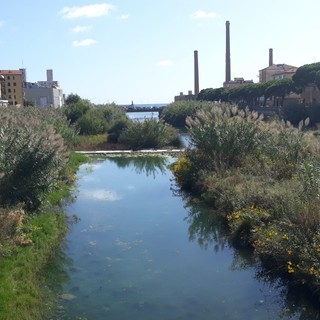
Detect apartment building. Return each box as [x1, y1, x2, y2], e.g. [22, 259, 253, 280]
[0, 69, 24, 106]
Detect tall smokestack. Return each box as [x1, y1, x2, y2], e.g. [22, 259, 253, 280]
[269, 48, 273, 67]
[194, 50, 199, 96]
[225, 20, 231, 83]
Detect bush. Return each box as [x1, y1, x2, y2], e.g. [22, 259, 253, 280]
[76, 109, 108, 135]
[0, 109, 68, 210]
[62, 100, 92, 124]
[118, 119, 181, 150]
[161, 101, 214, 128]
[107, 117, 130, 143]
[171, 102, 320, 297]
[2, 107, 78, 147]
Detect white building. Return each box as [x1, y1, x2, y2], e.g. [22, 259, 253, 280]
[23, 69, 64, 108]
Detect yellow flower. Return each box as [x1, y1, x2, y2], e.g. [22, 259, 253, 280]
[287, 261, 295, 273]
[287, 249, 293, 255]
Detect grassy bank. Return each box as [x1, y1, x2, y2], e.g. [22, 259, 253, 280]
[0, 152, 88, 320]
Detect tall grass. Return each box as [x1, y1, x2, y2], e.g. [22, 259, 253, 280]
[172, 102, 320, 298]
[0, 108, 69, 210]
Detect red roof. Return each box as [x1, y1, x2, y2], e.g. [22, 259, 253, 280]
[0, 70, 23, 75]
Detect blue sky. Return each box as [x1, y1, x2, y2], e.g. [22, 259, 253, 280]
[1, 1, 320, 105]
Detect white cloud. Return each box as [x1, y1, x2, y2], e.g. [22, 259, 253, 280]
[82, 189, 121, 201]
[119, 14, 130, 20]
[71, 25, 93, 33]
[72, 38, 97, 47]
[60, 3, 114, 19]
[156, 59, 173, 67]
[191, 10, 217, 19]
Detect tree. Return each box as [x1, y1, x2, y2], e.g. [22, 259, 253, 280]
[292, 62, 320, 90]
[265, 78, 295, 106]
[65, 93, 81, 105]
[62, 100, 92, 124]
[198, 87, 230, 102]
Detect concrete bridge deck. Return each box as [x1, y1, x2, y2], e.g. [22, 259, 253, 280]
[75, 149, 185, 156]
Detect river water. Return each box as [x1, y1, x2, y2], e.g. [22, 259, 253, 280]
[50, 156, 319, 320]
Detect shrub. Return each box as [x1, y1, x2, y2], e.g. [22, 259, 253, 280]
[62, 100, 92, 124]
[118, 119, 181, 150]
[107, 117, 131, 143]
[0, 109, 68, 210]
[76, 109, 108, 135]
[161, 101, 214, 128]
[227, 206, 270, 247]
[1, 107, 78, 147]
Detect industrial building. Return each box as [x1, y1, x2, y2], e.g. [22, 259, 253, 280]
[23, 69, 64, 108]
[0, 68, 64, 108]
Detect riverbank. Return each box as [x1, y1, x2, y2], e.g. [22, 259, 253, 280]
[0, 153, 88, 320]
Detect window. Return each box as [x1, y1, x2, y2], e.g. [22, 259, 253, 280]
[7, 82, 10, 86]
[13, 82, 16, 86]
[8, 89, 11, 93]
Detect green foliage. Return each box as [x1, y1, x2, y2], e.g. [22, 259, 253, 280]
[76, 108, 108, 135]
[198, 87, 230, 102]
[161, 101, 213, 128]
[1, 107, 78, 147]
[292, 62, 320, 90]
[107, 117, 130, 143]
[63, 100, 129, 138]
[62, 100, 92, 124]
[118, 119, 181, 150]
[264, 78, 295, 106]
[65, 93, 81, 105]
[24, 99, 35, 107]
[171, 154, 198, 190]
[172, 101, 320, 296]
[0, 108, 68, 210]
[0, 210, 68, 320]
[281, 103, 320, 126]
[186, 105, 265, 172]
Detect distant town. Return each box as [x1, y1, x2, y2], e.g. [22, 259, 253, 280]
[1, 21, 319, 109]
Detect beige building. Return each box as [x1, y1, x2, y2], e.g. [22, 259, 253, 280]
[223, 77, 254, 89]
[259, 64, 296, 83]
[0, 69, 24, 106]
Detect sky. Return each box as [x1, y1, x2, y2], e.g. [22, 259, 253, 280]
[1, 1, 320, 105]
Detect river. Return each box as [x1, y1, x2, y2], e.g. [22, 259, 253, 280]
[50, 156, 319, 320]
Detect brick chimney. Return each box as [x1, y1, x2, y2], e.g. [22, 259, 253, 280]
[194, 50, 199, 96]
[269, 48, 273, 67]
[225, 21, 231, 83]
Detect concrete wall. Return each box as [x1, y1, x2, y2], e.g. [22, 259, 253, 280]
[24, 87, 64, 108]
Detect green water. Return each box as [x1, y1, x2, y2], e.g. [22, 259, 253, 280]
[51, 156, 319, 320]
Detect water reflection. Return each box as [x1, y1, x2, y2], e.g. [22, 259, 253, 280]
[107, 155, 169, 178]
[48, 156, 319, 320]
[178, 192, 320, 319]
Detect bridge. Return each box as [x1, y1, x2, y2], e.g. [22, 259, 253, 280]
[122, 105, 167, 113]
